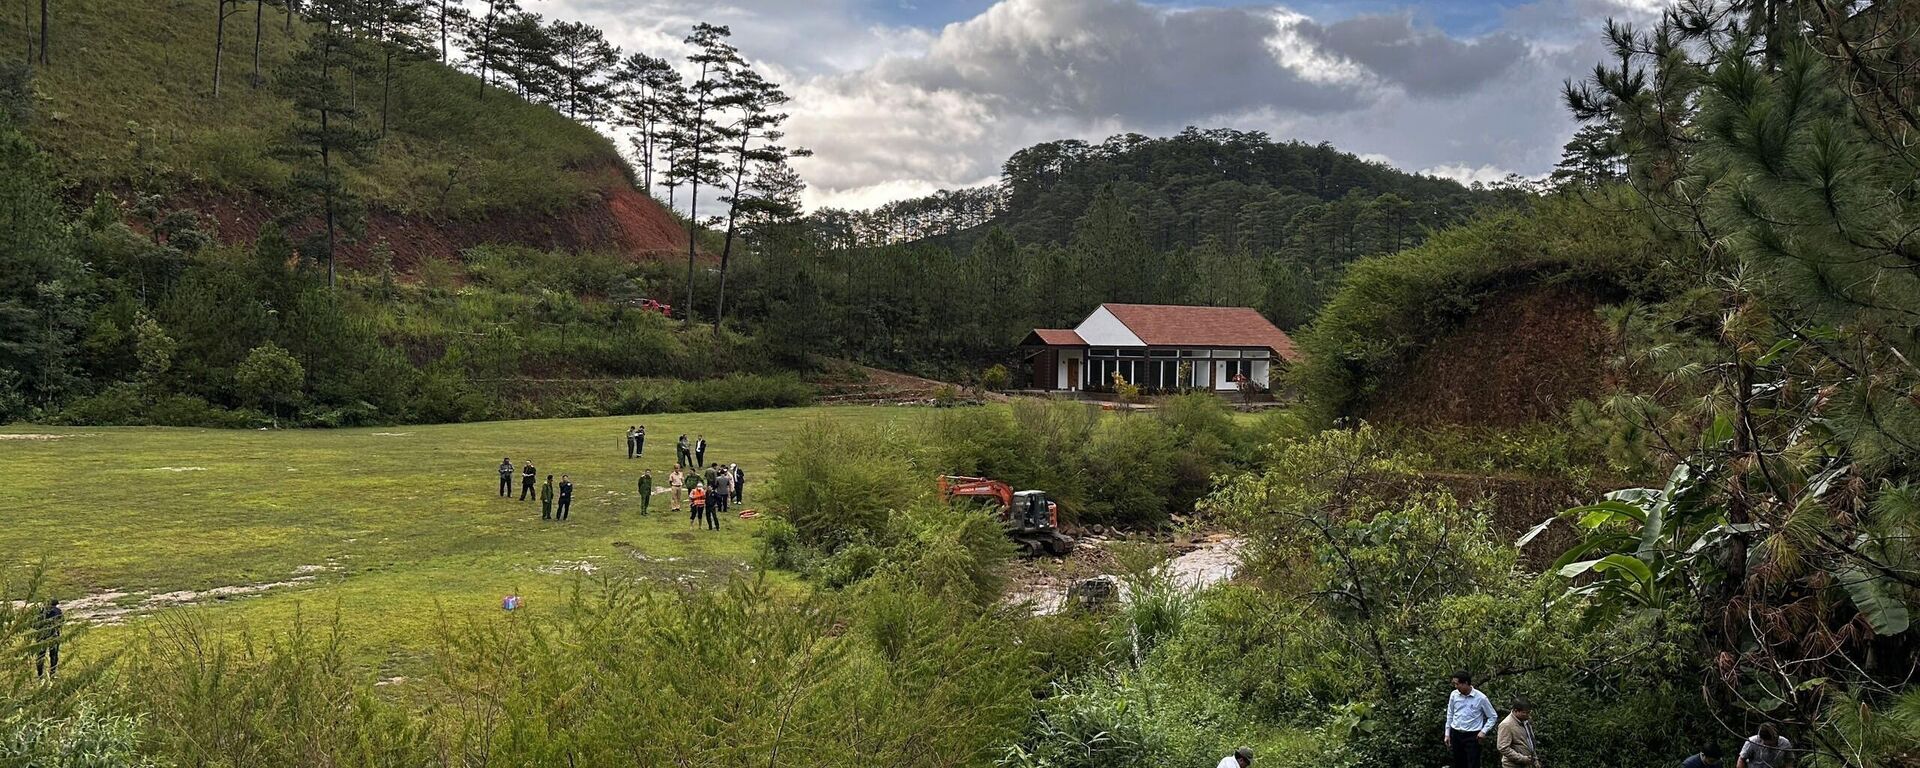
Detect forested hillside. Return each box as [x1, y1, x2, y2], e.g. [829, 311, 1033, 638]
[0, 0, 693, 267]
[745, 130, 1521, 379]
[0, 1, 822, 426]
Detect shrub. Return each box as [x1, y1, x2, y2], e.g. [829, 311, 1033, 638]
[0, 706, 157, 768]
[145, 394, 257, 428]
[768, 420, 922, 548]
[1078, 414, 1179, 526]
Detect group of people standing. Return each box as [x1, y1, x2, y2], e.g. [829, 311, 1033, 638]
[498, 457, 573, 520]
[490, 426, 746, 530]
[1437, 670, 1795, 768]
[668, 461, 743, 531]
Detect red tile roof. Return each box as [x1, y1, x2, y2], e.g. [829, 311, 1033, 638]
[1026, 328, 1086, 346]
[1100, 303, 1300, 360]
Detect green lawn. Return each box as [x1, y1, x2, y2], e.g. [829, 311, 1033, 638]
[1, 406, 915, 666]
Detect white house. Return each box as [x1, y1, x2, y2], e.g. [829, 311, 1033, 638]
[1020, 303, 1301, 393]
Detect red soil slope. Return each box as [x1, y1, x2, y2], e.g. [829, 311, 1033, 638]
[1367, 284, 1619, 428]
[178, 180, 692, 272]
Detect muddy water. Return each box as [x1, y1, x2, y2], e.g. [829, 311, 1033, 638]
[1013, 535, 1244, 616]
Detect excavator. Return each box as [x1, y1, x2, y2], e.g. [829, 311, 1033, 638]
[937, 475, 1076, 556]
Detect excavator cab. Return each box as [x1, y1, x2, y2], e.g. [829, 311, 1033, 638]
[1008, 490, 1056, 531]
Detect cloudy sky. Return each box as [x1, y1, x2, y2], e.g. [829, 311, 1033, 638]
[538, 0, 1666, 211]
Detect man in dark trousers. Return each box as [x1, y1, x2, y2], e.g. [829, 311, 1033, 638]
[36, 598, 62, 678]
[540, 475, 555, 520]
[556, 474, 574, 521]
[703, 479, 721, 530]
[635, 424, 646, 457]
[1444, 670, 1498, 768]
[712, 467, 732, 518]
[626, 426, 637, 459]
[676, 434, 690, 468]
[520, 460, 537, 501]
[694, 435, 707, 467]
[498, 457, 514, 497]
[638, 469, 654, 515]
[731, 463, 745, 503]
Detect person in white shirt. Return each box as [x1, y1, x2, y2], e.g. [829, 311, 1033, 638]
[1445, 669, 1499, 768]
[1736, 724, 1793, 768]
[1216, 746, 1253, 768]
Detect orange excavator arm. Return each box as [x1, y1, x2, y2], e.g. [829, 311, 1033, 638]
[937, 475, 1013, 508]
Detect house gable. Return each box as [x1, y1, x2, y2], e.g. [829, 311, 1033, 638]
[1073, 305, 1145, 347]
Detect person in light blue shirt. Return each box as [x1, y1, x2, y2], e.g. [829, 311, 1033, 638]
[1445, 669, 1498, 768]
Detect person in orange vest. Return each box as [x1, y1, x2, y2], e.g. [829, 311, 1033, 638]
[688, 484, 707, 528]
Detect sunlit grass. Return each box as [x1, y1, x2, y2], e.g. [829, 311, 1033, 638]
[2, 406, 922, 663]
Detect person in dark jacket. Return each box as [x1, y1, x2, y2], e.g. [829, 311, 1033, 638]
[703, 481, 721, 530]
[635, 425, 646, 457]
[626, 426, 638, 459]
[638, 469, 654, 515]
[498, 458, 514, 497]
[694, 435, 707, 467]
[731, 464, 745, 503]
[520, 460, 537, 501]
[676, 434, 690, 468]
[35, 599, 62, 678]
[540, 475, 555, 520]
[556, 475, 574, 521]
[712, 469, 732, 518]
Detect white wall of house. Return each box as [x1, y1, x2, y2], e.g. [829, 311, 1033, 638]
[1055, 349, 1084, 390]
[1074, 306, 1144, 347]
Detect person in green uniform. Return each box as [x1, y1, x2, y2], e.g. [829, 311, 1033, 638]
[540, 474, 554, 520]
[638, 469, 654, 515]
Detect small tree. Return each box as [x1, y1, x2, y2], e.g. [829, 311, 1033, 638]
[132, 311, 175, 391]
[980, 364, 1010, 392]
[236, 341, 304, 425]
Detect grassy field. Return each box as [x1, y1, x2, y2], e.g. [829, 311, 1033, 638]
[1, 405, 914, 670]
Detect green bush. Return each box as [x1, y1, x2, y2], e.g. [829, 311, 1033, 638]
[0, 706, 157, 768]
[768, 421, 923, 548]
[1079, 415, 1180, 526]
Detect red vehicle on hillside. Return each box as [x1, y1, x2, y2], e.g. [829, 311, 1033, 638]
[632, 298, 672, 318]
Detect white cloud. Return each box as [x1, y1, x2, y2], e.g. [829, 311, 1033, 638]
[1420, 163, 1519, 186]
[533, 0, 1669, 212]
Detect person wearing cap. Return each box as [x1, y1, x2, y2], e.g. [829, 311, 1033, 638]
[1216, 747, 1253, 768]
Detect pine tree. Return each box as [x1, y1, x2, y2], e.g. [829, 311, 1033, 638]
[459, 0, 518, 97]
[1559, 3, 1920, 757]
[547, 20, 618, 123]
[276, 0, 373, 288]
[213, 0, 248, 97]
[712, 64, 806, 333]
[614, 52, 680, 191]
[667, 22, 739, 326]
[366, 0, 431, 139]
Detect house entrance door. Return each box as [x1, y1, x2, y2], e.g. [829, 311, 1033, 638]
[1065, 358, 1080, 391]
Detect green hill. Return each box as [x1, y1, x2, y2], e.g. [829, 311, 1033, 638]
[3, 0, 691, 265]
[11, 0, 615, 213]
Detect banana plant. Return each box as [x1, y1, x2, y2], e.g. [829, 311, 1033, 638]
[1523, 462, 1726, 622]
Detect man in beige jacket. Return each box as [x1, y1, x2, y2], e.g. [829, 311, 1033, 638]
[1496, 698, 1540, 768]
